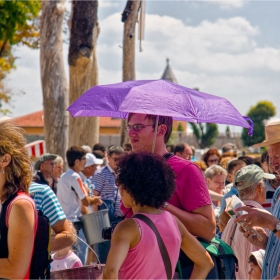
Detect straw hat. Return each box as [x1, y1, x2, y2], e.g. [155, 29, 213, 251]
[253, 121, 280, 148]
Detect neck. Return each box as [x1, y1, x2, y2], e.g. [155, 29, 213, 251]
[71, 166, 81, 173]
[55, 247, 71, 258]
[41, 170, 50, 179]
[153, 145, 169, 157]
[131, 204, 162, 215]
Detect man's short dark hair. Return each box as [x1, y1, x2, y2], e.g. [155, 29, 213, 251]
[92, 150, 104, 159]
[127, 113, 173, 144]
[66, 146, 86, 167]
[227, 159, 246, 174]
[123, 142, 132, 152]
[107, 145, 124, 157]
[238, 156, 255, 166]
[116, 152, 176, 208]
[92, 143, 106, 153]
[174, 143, 186, 154]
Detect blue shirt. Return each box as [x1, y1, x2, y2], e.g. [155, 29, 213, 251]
[91, 164, 121, 217]
[29, 182, 66, 226]
[262, 187, 280, 279]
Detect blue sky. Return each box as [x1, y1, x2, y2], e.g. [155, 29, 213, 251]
[4, 0, 280, 133]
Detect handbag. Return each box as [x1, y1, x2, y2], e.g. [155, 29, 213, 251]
[133, 214, 172, 280]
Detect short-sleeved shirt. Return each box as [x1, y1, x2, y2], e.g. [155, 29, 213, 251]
[167, 156, 212, 212]
[57, 169, 87, 222]
[262, 187, 280, 279]
[91, 164, 122, 217]
[29, 182, 66, 226]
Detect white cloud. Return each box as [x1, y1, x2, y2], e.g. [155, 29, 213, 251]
[204, 0, 245, 10]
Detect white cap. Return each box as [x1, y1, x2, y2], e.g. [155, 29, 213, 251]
[250, 249, 265, 270]
[85, 153, 103, 167]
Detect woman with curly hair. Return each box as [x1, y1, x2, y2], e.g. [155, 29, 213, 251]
[0, 121, 36, 279]
[103, 152, 213, 279]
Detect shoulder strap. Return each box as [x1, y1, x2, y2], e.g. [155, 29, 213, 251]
[229, 223, 238, 247]
[133, 213, 172, 280]
[163, 153, 174, 161]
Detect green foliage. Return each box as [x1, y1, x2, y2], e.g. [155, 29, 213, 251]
[241, 100, 276, 147]
[190, 122, 218, 149]
[177, 122, 184, 132]
[0, 0, 40, 113]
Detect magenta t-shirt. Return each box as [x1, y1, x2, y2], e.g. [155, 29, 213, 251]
[120, 155, 211, 217]
[119, 211, 181, 279]
[167, 156, 211, 212]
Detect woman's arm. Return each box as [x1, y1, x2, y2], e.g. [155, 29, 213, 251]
[0, 199, 35, 279]
[103, 219, 139, 279]
[175, 216, 214, 279]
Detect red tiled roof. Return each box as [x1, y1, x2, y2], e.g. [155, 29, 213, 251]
[13, 110, 121, 128]
[13, 110, 44, 127]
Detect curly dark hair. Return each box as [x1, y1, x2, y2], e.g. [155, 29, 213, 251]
[116, 152, 176, 208]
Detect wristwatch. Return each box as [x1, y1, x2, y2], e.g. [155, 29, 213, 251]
[272, 222, 280, 234]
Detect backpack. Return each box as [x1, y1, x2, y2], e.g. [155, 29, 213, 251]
[5, 193, 52, 279]
[177, 236, 238, 280]
[29, 209, 52, 279]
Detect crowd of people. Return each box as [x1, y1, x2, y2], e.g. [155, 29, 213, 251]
[1, 115, 280, 279]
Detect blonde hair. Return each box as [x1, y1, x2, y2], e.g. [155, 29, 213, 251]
[204, 164, 227, 180]
[54, 155, 64, 165]
[0, 121, 32, 200]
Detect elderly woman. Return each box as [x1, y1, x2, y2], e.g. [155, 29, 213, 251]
[103, 152, 213, 279]
[0, 121, 36, 279]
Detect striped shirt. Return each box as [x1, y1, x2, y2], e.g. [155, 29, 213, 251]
[91, 164, 121, 217]
[262, 180, 277, 213]
[29, 182, 66, 226]
[262, 187, 280, 279]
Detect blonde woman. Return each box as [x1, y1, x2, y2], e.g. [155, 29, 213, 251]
[0, 120, 37, 279]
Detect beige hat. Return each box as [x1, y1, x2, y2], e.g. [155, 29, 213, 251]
[234, 164, 275, 190]
[253, 121, 280, 148]
[249, 249, 265, 270]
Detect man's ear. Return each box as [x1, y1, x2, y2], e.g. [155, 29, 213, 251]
[157, 124, 167, 136]
[0, 153, 11, 168]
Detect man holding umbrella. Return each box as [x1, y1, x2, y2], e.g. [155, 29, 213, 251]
[125, 113, 216, 240]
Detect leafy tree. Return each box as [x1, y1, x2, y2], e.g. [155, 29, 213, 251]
[0, 0, 40, 113]
[190, 122, 218, 149]
[177, 122, 184, 132]
[241, 101, 276, 147]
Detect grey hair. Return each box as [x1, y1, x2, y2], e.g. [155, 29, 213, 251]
[238, 179, 264, 200]
[54, 155, 64, 165]
[204, 164, 227, 180]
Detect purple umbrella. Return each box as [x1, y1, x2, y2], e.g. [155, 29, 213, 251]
[67, 79, 253, 135]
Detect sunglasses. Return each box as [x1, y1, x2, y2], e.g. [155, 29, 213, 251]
[208, 159, 219, 164]
[125, 124, 154, 132]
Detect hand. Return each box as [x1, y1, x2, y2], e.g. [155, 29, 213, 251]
[90, 196, 103, 206]
[234, 206, 276, 230]
[238, 225, 268, 249]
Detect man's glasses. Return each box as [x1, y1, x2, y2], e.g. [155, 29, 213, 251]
[125, 124, 154, 132]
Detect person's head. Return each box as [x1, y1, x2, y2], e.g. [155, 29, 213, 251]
[268, 142, 280, 183]
[92, 143, 106, 154]
[0, 121, 32, 201]
[66, 146, 87, 171]
[34, 153, 57, 176]
[222, 143, 238, 157]
[260, 150, 269, 173]
[203, 149, 221, 167]
[234, 165, 274, 203]
[166, 144, 175, 153]
[248, 249, 265, 280]
[123, 142, 132, 154]
[53, 155, 64, 179]
[204, 165, 227, 194]
[226, 159, 246, 183]
[238, 155, 255, 166]
[107, 146, 124, 171]
[81, 145, 92, 153]
[174, 143, 193, 160]
[116, 152, 176, 209]
[82, 153, 103, 178]
[127, 113, 173, 152]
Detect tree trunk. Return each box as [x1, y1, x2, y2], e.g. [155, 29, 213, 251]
[119, 0, 141, 147]
[40, 0, 69, 158]
[68, 0, 100, 148]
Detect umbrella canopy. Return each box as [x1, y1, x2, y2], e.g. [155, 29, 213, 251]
[67, 79, 253, 135]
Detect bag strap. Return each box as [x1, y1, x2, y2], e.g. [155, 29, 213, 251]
[229, 223, 238, 247]
[163, 153, 174, 161]
[133, 213, 172, 280]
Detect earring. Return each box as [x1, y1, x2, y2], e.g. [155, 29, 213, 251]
[2, 168, 4, 174]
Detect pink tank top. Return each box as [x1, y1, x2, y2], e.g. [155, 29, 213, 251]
[119, 211, 181, 279]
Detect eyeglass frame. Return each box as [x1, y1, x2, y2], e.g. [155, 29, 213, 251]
[125, 124, 154, 132]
